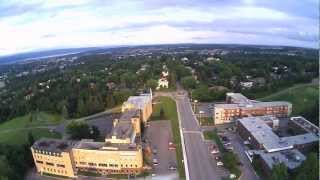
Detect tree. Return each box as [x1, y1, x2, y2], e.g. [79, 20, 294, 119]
[27, 131, 35, 146]
[77, 98, 87, 117]
[67, 121, 91, 140]
[271, 163, 288, 180]
[146, 79, 158, 90]
[105, 92, 116, 108]
[0, 156, 11, 180]
[67, 121, 100, 140]
[294, 153, 319, 180]
[159, 107, 165, 119]
[181, 76, 196, 89]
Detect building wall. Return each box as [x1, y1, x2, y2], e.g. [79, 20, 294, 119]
[72, 148, 143, 175]
[31, 148, 76, 178]
[236, 122, 263, 149]
[214, 105, 291, 125]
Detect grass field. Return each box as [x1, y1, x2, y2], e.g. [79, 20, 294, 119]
[259, 84, 319, 115]
[203, 130, 215, 140]
[0, 112, 62, 145]
[151, 96, 186, 179]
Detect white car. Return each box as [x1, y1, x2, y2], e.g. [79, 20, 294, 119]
[211, 149, 220, 154]
[217, 161, 224, 166]
[153, 158, 159, 165]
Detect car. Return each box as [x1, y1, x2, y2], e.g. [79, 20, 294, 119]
[217, 161, 224, 166]
[225, 145, 234, 151]
[168, 163, 177, 170]
[153, 158, 159, 165]
[215, 156, 221, 161]
[168, 142, 176, 150]
[152, 148, 158, 155]
[244, 140, 250, 145]
[237, 162, 243, 166]
[221, 136, 229, 142]
[210, 149, 219, 154]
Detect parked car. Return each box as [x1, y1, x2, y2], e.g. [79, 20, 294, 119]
[168, 142, 176, 150]
[217, 161, 224, 166]
[153, 158, 159, 165]
[152, 148, 158, 155]
[215, 156, 221, 161]
[210, 149, 219, 154]
[225, 145, 234, 151]
[168, 163, 177, 170]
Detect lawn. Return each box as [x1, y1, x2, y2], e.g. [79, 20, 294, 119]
[151, 96, 186, 179]
[0, 128, 61, 145]
[0, 112, 62, 145]
[199, 117, 214, 126]
[203, 130, 215, 140]
[259, 84, 319, 116]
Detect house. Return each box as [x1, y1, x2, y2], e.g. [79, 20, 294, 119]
[240, 81, 253, 89]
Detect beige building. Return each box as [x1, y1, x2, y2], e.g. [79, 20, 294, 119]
[213, 93, 292, 124]
[31, 139, 77, 178]
[121, 92, 152, 123]
[31, 91, 152, 178]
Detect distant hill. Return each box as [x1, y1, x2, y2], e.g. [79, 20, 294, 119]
[0, 47, 99, 64]
[0, 44, 317, 65]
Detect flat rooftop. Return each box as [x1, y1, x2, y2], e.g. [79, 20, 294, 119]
[74, 139, 139, 151]
[238, 116, 318, 152]
[32, 138, 76, 153]
[126, 94, 152, 110]
[227, 93, 250, 104]
[239, 117, 293, 152]
[254, 149, 306, 170]
[290, 116, 319, 136]
[108, 110, 139, 140]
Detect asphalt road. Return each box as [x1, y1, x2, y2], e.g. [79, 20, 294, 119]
[176, 95, 221, 180]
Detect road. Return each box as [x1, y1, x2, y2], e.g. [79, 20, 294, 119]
[155, 89, 225, 180]
[177, 95, 221, 180]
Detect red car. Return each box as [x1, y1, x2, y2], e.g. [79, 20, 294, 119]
[168, 142, 176, 150]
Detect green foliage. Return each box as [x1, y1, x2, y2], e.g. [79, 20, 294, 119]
[181, 76, 196, 89]
[294, 153, 319, 180]
[159, 107, 165, 119]
[260, 84, 319, 125]
[146, 79, 158, 90]
[222, 152, 241, 177]
[271, 163, 288, 180]
[0, 144, 33, 180]
[192, 85, 226, 102]
[67, 121, 100, 140]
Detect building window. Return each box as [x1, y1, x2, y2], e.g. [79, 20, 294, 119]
[57, 164, 65, 168]
[46, 162, 54, 166]
[36, 160, 43, 164]
[98, 163, 108, 167]
[80, 162, 86, 165]
[88, 163, 97, 166]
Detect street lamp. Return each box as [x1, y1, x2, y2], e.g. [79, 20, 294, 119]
[193, 99, 198, 112]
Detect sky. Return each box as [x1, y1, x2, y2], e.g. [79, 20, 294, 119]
[0, 0, 318, 56]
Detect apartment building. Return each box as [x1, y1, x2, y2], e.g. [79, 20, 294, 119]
[213, 93, 292, 124]
[31, 91, 152, 178]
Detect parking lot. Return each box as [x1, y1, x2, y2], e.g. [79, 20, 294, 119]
[146, 120, 179, 179]
[214, 125, 259, 180]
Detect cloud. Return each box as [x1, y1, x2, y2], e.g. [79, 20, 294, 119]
[0, 0, 318, 56]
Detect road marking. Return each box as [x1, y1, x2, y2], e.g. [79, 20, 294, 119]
[183, 131, 201, 134]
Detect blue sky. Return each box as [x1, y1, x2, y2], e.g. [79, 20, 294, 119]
[0, 0, 318, 56]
